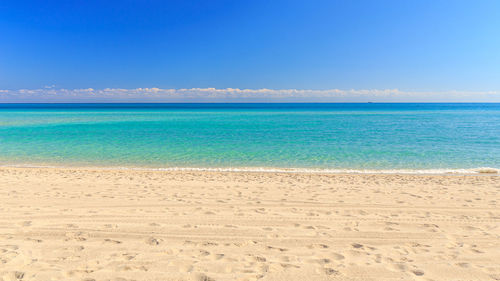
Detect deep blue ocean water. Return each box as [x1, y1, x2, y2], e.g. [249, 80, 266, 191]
[0, 103, 499, 173]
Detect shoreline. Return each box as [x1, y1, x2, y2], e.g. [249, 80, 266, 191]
[1, 163, 499, 175]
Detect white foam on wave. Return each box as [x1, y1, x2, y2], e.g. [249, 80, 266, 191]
[0, 163, 498, 175]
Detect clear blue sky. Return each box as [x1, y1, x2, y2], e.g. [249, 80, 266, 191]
[0, 0, 499, 94]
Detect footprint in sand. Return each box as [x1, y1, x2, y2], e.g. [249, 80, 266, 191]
[315, 268, 339, 275]
[2, 271, 25, 281]
[412, 269, 425, 276]
[266, 246, 288, 252]
[65, 231, 88, 241]
[104, 238, 122, 244]
[307, 258, 331, 265]
[209, 253, 225, 260]
[280, 263, 300, 269]
[279, 256, 292, 262]
[197, 250, 210, 257]
[190, 273, 215, 281]
[307, 243, 329, 249]
[26, 237, 43, 243]
[330, 253, 345, 260]
[145, 237, 161, 245]
[456, 262, 470, 268]
[121, 253, 137, 261]
[351, 243, 363, 249]
[245, 254, 266, 262]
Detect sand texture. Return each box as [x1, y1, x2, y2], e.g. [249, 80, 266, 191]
[0, 167, 499, 281]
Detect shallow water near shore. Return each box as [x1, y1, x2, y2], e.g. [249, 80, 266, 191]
[1, 103, 499, 171]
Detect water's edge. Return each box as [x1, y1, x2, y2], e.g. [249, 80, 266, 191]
[1, 163, 498, 175]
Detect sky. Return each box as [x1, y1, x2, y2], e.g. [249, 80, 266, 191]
[0, 0, 499, 102]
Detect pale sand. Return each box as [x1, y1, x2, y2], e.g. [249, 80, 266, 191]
[0, 168, 499, 281]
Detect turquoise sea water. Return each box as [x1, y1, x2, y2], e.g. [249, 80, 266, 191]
[0, 103, 499, 173]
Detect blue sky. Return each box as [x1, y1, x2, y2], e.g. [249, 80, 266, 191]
[0, 0, 499, 101]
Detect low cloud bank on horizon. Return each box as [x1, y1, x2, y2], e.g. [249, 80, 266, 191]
[1, 88, 499, 102]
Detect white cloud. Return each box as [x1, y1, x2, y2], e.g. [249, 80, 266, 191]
[0, 88, 499, 102]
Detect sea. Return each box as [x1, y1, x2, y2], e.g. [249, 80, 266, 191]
[0, 103, 499, 174]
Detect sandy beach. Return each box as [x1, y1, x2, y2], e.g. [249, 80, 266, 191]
[0, 167, 498, 281]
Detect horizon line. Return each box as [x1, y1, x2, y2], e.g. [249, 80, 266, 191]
[1, 87, 500, 102]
